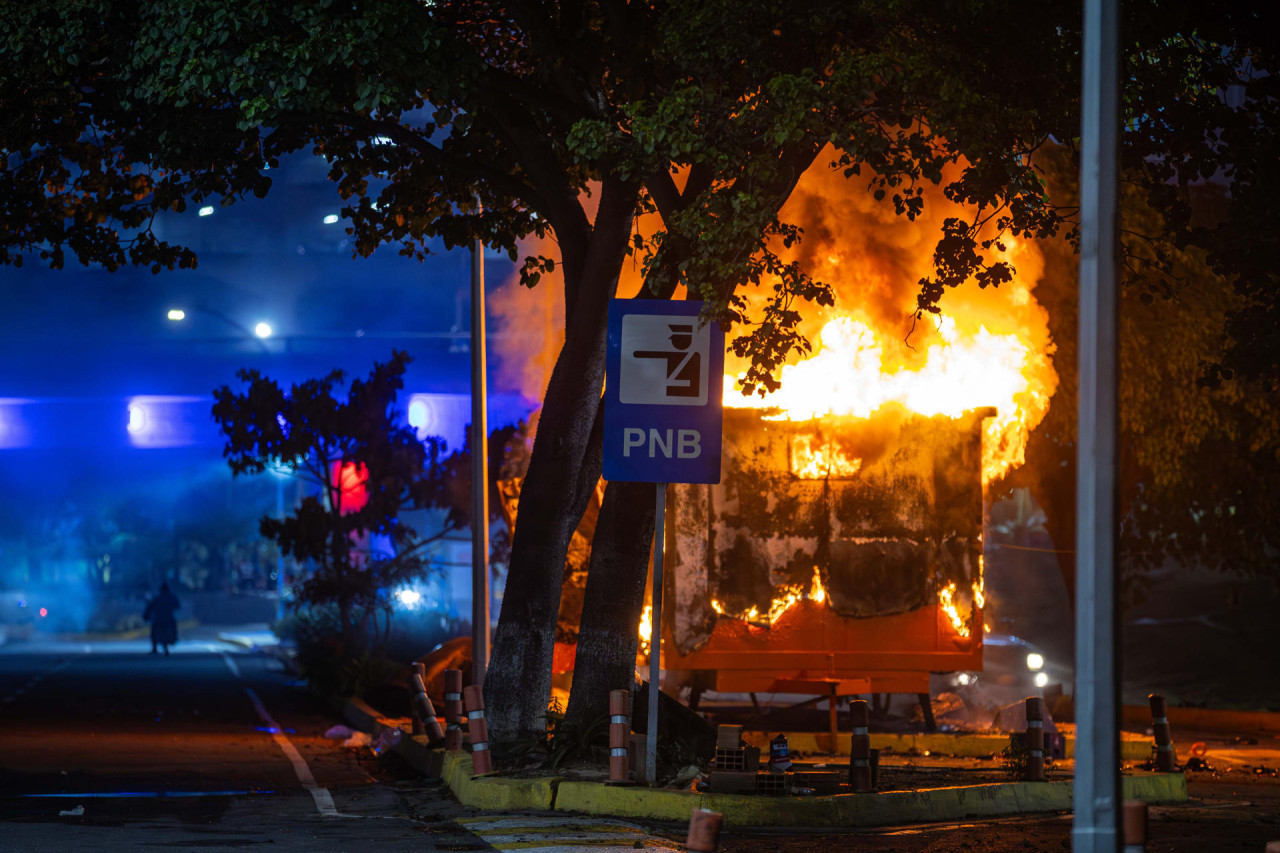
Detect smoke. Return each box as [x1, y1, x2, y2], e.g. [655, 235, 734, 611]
[729, 152, 1055, 382]
[488, 244, 565, 407]
[486, 185, 662, 409]
[487, 156, 1057, 473]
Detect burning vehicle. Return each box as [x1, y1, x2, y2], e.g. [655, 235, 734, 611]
[663, 404, 991, 701]
[650, 300, 1059, 731]
[497, 159, 1061, 731]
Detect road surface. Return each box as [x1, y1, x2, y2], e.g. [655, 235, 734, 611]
[0, 630, 491, 851]
[3, 630, 1276, 852]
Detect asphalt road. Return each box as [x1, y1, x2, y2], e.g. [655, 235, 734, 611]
[0, 631, 490, 851]
[3, 631, 1277, 852]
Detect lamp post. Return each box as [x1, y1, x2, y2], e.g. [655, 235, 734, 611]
[469, 214, 491, 689]
[1074, 0, 1122, 849]
[267, 465, 290, 624]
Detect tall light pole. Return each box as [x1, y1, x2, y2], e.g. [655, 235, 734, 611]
[275, 472, 286, 623]
[470, 212, 491, 688]
[1074, 0, 1122, 849]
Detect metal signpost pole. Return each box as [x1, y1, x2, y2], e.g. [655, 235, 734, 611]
[647, 483, 666, 786]
[470, 227, 491, 688]
[1074, 0, 1121, 849]
[603, 298, 724, 787]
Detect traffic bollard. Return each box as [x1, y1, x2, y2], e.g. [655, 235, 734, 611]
[686, 808, 723, 852]
[1026, 696, 1045, 781]
[444, 668, 464, 752]
[1149, 694, 1176, 771]
[849, 699, 872, 792]
[410, 666, 445, 742]
[1122, 799, 1147, 852]
[608, 689, 632, 784]
[463, 684, 494, 776]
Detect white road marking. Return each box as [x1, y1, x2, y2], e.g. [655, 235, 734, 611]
[243, 687, 339, 817]
[0, 656, 77, 709]
[220, 652, 242, 679]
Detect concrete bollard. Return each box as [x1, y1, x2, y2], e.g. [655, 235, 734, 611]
[463, 684, 494, 776]
[608, 689, 632, 785]
[1026, 695, 1045, 781]
[849, 699, 872, 792]
[1122, 799, 1147, 852]
[410, 666, 445, 742]
[444, 669, 464, 752]
[686, 807, 723, 852]
[1149, 694, 1176, 771]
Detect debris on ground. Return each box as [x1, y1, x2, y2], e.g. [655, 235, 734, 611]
[324, 724, 356, 739]
[370, 728, 402, 755]
[340, 731, 373, 748]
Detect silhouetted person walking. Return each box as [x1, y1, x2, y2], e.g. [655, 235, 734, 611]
[144, 583, 180, 656]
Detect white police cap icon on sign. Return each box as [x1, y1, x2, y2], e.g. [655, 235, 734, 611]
[619, 315, 710, 406]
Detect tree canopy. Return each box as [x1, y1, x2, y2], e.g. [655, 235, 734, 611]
[4, 0, 1279, 747]
[212, 351, 462, 651]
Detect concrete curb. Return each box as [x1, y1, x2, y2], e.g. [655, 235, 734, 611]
[553, 773, 1186, 827]
[1122, 704, 1280, 734]
[740, 730, 1153, 762]
[340, 698, 1185, 827]
[440, 751, 559, 811]
[214, 632, 256, 650]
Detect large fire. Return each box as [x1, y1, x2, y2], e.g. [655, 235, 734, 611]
[724, 309, 1052, 484]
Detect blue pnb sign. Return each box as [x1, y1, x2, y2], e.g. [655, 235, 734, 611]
[604, 299, 724, 484]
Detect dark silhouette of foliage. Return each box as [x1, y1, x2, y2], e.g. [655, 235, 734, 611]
[212, 351, 464, 653]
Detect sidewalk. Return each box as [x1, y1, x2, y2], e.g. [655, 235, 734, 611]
[341, 697, 1190, 829]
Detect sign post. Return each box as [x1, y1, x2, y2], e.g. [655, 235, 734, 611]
[604, 299, 724, 785]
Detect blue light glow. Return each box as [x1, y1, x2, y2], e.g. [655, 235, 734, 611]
[126, 403, 148, 434]
[405, 393, 469, 449]
[125, 396, 209, 448]
[0, 398, 33, 449]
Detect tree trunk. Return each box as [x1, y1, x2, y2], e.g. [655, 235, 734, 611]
[484, 178, 640, 750]
[563, 480, 656, 729]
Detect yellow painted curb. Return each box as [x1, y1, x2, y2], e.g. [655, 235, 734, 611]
[741, 730, 1151, 762]
[346, 703, 1184, 827]
[554, 772, 1186, 827]
[442, 752, 559, 811]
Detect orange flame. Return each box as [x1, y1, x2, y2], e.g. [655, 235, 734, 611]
[713, 565, 829, 629]
[722, 153, 1057, 487]
[938, 581, 970, 638]
[810, 565, 826, 604]
[637, 604, 653, 655]
[726, 312, 1054, 483]
[790, 434, 862, 479]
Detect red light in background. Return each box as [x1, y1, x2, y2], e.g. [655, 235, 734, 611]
[38, 607, 47, 618]
[331, 461, 369, 514]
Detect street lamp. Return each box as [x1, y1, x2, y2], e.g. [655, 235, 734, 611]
[166, 306, 274, 352]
